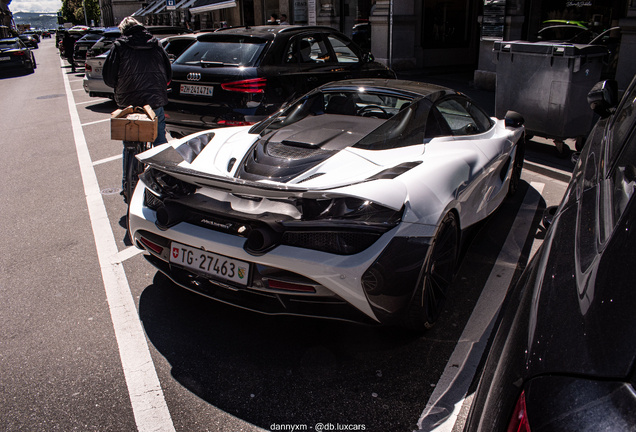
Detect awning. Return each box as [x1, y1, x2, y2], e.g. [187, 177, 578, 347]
[190, 0, 236, 14]
[134, 0, 166, 16]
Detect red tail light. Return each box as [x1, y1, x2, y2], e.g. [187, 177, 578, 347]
[12, 51, 26, 56]
[267, 279, 316, 293]
[85, 64, 92, 72]
[221, 78, 267, 93]
[140, 237, 164, 255]
[506, 391, 531, 432]
[218, 120, 255, 126]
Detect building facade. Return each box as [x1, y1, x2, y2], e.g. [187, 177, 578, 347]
[101, 0, 635, 91]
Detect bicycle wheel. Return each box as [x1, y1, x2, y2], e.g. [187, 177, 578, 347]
[124, 147, 137, 204]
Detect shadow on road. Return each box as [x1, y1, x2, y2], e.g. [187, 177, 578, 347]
[137, 181, 545, 432]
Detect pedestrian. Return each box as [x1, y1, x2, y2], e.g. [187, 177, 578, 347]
[279, 14, 289, 25]
[103, 16, 172, 193]
[62, 30, 78, 72]
[268, 13, 278, 24]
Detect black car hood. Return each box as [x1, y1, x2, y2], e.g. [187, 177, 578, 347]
[523, 176, 636, 380]
[236, 114, 384, 182]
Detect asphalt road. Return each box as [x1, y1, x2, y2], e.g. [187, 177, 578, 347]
[0, 38, 569, 432]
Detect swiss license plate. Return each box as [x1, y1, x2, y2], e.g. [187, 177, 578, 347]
[170, 242, 249, 285]
[180, 84, 214, 96]
[0, 57, 10, 61]
[78, 46, 87, 50]
[94, 68, 102, 74]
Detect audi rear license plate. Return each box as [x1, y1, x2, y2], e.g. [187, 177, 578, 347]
[180, 84, 214, 96]
[170, 242, 249, 285]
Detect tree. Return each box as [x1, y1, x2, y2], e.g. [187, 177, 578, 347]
[59, 0, 100, 26]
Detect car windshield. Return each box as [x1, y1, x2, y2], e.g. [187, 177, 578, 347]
[252, 89, 429, 150]
[175, 36, 267, 67]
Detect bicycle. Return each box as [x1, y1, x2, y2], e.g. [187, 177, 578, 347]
[110, 105, 158, 204]
[122, 140, 151, 204]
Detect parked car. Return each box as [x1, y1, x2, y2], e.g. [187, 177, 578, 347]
[41, 30, 51, 38]
[164, 25, 396, 138]
[23, 30, 40, 43]
[86, 28, 120, 59]
[83, 27, 195, 99]
[128, 78, 525, 330]
[160, 33, 198, 62]
[465, 77, 636, 431]
[83, 51, 111, 98]
[0, 37, 36, 74]
[534, 24, 597, 43]
[18, 34, 38, 49]
[73, 31, 105, 65]
[351, 22, 371, 51]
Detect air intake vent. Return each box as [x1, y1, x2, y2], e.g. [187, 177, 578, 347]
[267, 142, 326, 160]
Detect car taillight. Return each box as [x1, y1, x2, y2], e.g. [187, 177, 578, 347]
[506, 391, 531, 432]
[12, 51, 26, 56]
[218, 120, 255, 126]
[267, 279, 316, 293]
[140, 237, 164, 255]
[85, 64, 91, 72]
[221, 78, 266, 93]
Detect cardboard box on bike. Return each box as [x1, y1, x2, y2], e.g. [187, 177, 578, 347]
[110, 105, 158, 142]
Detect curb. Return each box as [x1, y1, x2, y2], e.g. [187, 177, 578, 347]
[523, 160, 572, 183]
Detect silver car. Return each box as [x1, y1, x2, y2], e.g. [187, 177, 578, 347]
[82, 51, 113, 99]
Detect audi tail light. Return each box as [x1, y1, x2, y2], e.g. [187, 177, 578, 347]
[221, 78, 267, 93]
[506, 391, 531, 432]
[12, 51, 26, 56]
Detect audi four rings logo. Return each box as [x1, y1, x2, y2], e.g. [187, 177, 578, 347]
[187, 73, 201, 81]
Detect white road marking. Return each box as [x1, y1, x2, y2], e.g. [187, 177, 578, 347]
[61, 59, 175, 432]
[76, 98, 109, 105]
[73, 88, 85, 92]
[93, 154, 123, 166]
[83, 118, 111, 127]
[111, 246, 146, 264]
[418, 182, 545, 432]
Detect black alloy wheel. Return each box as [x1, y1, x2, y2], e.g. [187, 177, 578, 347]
[507, 138, 525, 197]
[402, 212, 459, 331]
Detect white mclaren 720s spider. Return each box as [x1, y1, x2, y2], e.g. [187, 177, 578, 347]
[128, 79, 525, 331]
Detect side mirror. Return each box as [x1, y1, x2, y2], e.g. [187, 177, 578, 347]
[588, 79, 618, 118]
[363, 52, 374, 63]
[505, 110, 525, 128]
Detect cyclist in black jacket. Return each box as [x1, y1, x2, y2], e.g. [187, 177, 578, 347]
[104, 16, 172, 145]
[103, 17, 172, 197]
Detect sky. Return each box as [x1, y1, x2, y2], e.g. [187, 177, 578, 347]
[9, 0, 62, 13]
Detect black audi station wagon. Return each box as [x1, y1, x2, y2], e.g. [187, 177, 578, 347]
[164, 25, 395, 137]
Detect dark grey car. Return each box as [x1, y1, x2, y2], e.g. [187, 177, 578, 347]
[464, 76, 636, 431]
[164, 25, 395, 138]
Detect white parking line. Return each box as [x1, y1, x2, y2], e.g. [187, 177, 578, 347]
[83, 118, 111, 127]
[111, 246, 146, 264]
[61, 59, 176, 432]
[417, 182, 545, 432]
[93, 154, 122, 166]
[76, 98, 110, 105]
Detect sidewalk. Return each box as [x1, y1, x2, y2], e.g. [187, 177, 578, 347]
[396, 68, 576, 183]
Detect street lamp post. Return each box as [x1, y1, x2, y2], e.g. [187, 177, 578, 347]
[83, 0, 88, 26]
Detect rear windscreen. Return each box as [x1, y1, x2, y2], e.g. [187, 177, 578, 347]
[175, 37, 267, 67]
[0, 41, 20, 49]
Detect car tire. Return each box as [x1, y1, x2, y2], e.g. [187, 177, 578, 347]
[507, 138, 525, 197]
[402, 211, 459, 331]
